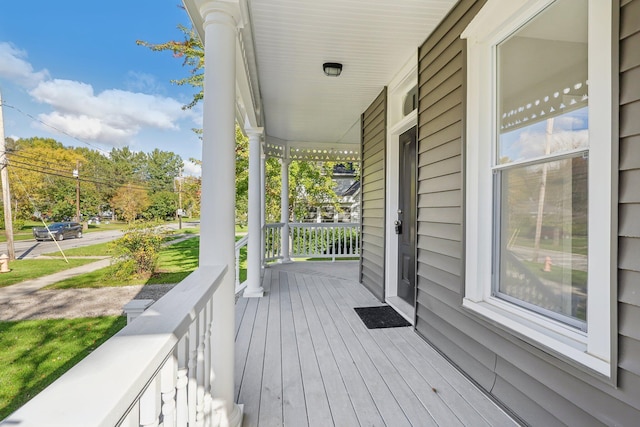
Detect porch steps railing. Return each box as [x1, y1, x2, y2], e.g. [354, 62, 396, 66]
[1, 266, 227, 427]
[264, 222, 360, 262]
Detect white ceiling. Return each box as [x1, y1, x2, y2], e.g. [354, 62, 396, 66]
[246, 0, 458, 146]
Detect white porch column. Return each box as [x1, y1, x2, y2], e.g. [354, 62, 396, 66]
[260, 148, 266, 267]
[243, 127, 264, 298]
[280, 156, 291, 262]
[198, 2, 242, 426]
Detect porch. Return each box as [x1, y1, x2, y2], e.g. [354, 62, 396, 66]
[236, 262, 517, 427]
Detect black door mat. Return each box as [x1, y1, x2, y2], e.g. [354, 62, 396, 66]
[354, 305, 411, 329]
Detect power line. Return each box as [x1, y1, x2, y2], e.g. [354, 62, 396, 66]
[4, 151, 153, 190]
[8, 161, 151, 192]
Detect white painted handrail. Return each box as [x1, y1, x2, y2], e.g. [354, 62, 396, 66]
[235, 234, 249, 294]
[2, 266, 227, 427]
[264, 223, 283, 262]
[289, 223, 361, 260]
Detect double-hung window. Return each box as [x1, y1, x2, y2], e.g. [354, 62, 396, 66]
[462, 0, 616, 378]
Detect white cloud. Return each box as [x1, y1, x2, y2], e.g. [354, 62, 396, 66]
[0, 42, 49, 87]
[183, 159, 202, 177]
[125, 71, 165, 94]
[37, 111, 136, 145]
[29, 78, 197, 146]
[1, 42, 198, 148]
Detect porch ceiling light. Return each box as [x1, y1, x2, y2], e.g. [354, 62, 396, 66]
[323, 62, 342, 77]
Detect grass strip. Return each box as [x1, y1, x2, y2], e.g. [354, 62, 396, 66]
[46, 236, 249, 289]
[0, 259, 96, 289]
[43, 242, 112, 257]
[0, 316, 126, 420]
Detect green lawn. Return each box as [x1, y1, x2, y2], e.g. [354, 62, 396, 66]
[46, 237, 201, 289]
[0, 259, 97, 288]
[46, 236, 249, 289]
[43, 242, 112, 257]
[0, 316, 126, 420]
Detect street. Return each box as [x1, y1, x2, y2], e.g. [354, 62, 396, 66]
[6, 221, 200, 260]
[11, 229, 124, 260]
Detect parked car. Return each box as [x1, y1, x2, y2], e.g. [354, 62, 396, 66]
[33, 222, 83, 241]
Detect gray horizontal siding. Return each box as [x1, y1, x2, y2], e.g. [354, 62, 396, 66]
[359, 88, 387, 301]
[618, 0, 640, 421]
[414, 0, 640, 425]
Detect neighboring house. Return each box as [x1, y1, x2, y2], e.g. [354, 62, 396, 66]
[299, 164, 359, 222]
[5, 0, 638, 425]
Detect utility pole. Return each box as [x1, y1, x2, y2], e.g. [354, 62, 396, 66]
[73, 160, 80, 222]
[0, 90, 15, 260]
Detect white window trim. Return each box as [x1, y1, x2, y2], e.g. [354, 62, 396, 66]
[461, 0, 617, 378]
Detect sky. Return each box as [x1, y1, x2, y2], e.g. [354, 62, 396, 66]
[0, 1, 203, 176]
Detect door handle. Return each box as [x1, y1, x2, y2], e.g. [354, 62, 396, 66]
[394, 220, 403, 234]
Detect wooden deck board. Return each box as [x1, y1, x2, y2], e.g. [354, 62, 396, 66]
[238, 291, 269, 427]
[301, 274, 386, 426]
[278, 272, 309, 427]
[323, 276, 437, 427]
[312, 274, 413, 427]
[234, 262, 517, 427]
[296, 273, 362, 426]
[234, 297, 258, 402]
[258, 274, 283, 427]
[288, 273, 334, 426]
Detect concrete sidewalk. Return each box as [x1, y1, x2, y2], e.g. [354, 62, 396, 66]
[0, 258, 112, 303]
[0, 234, 198, 304]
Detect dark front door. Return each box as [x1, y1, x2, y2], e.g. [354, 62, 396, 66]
[397, 127, 416, 306]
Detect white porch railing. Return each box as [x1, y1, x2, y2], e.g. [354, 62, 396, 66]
[290, 223, 360, 260]
[235, 234, 249, 294]
[264, 223, 283, 262]
[2, 266, 229, 427]
[264, 222, 361, 262]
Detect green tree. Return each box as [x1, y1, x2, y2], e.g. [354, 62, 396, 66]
[144, 149, 183, 193]
[7, 137, 85, 220]
[145, 190, 178, 220]
[182, 175, 201, 218]
[111, 184, 150, 223]
[289, 161, 339, 221]
[110, 147, 147, 185]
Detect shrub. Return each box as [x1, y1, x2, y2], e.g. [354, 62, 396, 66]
[109, 223, 165, 280]
[12, 219, 25, 231]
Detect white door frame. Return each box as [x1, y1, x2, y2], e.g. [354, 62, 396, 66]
[384, 54, 417, 322]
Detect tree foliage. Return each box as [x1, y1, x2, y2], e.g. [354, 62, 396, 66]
[137, 14, 343, 225]
[136, 24, 204, 110]
[110, 184, 150, 223]
[2, 136, 191, 224]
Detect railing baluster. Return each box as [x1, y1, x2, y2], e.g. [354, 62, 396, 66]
[188, 322, 198, 426]
[176, 336, 188, 427]
[196, 311, 206, 426]
[121, 401, 140, 427]
[265, 222, 360, 260]
[203, 298, 213, 425]
[140, 376, 161, 427]
[160, 354, 177, 427]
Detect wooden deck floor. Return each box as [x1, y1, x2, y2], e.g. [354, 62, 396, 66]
[234, 262, 517, 427]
